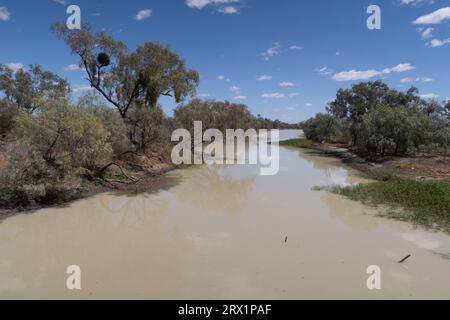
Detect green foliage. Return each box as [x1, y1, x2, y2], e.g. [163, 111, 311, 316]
[301, 81, 449, 156]
[333, 180, 450, 233]
[1, 101, 112, 205]
[52, 23, 199, 118]
[279, 139, 312, 148]
[0, 64, 69, 114]
[78, 92, 131, 156]
[173, 99, 255, 132]
[0, 100, 19, 136]
[363, 167, 401, 182]
[358, 105, 449, 155]
[129, 43, 200, 108]
[13, 101, 112, 169]
[300, 113, 337, 142]
[326, 81, 420, 144]
[126, 103, 171, 153]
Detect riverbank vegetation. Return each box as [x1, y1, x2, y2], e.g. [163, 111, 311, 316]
[332, 179, 450, 233]
[296, 81, 449, 232]
[0, 23, 297, 212]
[300, 81, 449, 157]
[279, 138, 312, 148]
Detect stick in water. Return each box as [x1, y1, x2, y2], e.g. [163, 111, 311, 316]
[399, 254, 411, 263]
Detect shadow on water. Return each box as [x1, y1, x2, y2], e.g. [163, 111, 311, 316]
[172, 166, 256, 216]
[0, 171, 184, 225]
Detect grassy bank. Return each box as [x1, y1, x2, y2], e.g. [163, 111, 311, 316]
[332, 179, 450, 233]
[279, 138, 312, 148]
[280, 139, 450, 233]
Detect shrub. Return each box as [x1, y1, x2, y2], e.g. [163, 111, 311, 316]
[300, 113, 336, 142]
[126, 103, 171, 154]
[1, 101, 112, 204]
[0, 100, 19, 137]
[358, 105, 441, 155]
[78, 93, 131, 156]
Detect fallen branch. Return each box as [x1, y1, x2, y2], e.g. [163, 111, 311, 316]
[399, 254, 411, 263]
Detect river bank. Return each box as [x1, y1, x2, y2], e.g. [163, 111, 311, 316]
[0, 150, 177, 219]
[280, 138, 450, 234]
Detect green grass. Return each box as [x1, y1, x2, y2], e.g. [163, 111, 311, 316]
[362, 167, 402, 182]
[279, 139, 312, 148]
[332, 180, 450, 233]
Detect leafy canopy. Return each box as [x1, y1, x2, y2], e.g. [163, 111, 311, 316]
[52, 22, 200, 118]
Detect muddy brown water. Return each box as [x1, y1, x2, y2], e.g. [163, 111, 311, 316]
[0, 131, 449, 299]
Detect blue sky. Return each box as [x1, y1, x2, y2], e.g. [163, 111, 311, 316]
[0, 0, 449, 122]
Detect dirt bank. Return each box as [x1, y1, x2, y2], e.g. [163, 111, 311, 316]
[304, 142, 450, 181]
[0, 150, 177, 219]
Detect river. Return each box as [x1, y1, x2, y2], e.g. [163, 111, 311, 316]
[0, 130, 449, 299]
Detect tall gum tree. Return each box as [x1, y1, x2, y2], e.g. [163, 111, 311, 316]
[51, 22, 200, 120]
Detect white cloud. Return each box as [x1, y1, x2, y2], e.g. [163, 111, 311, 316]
[230, 86, 241, 94]
[186, 0, 239, 9]
[0, 7, 11, 21]
[217, 6, 238, 14]
[316, 67, 333, 75]
[417, 77, 434, 82]
[6, 63, 24, 73]
[233, 95, 246, 100]
[420, 93, 440, 99]
[383, 63, 416, 73]
[420, 27, 434, 39]
[400, 77, 433, 83]
[305, 103, 313, 107]
[198, 93, 211, 97]
[289, 93, 300, 98]
[186, 0, 241, 14]
[217, 75, 231, 82]
[332, 63, 415, 82]
[73, 84, 93, 93]
[261, 42, 281, 61]
[261, 43, 302, 61]
[262, 93, 285, 99]
[427, 38, 450, 47]
[414, 7, 450, 24]
[332, 70, 382, 82]
[399, 0, 435, 6]
[400, 77, 414, 83]
[135, 9, 152, 21]
[280, 82, 294, 87]
[64, 64, 81, 71]
[257, 75, 272, 81]
[400, 77, 413, 83]
[53, 0, 68, 5]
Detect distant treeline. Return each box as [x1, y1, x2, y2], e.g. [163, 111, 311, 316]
[300, 81, 449, 156]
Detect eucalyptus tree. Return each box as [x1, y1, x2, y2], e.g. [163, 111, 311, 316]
[52, 22, 200, 120]
[0, 64, 69, 114]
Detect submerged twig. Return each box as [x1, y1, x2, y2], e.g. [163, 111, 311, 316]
[399, 254, 411, 263]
